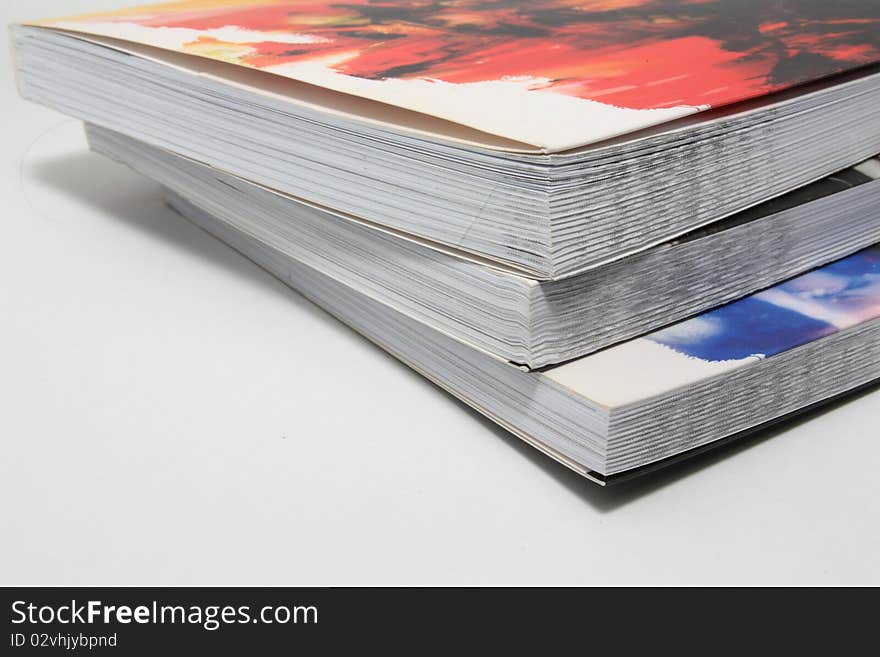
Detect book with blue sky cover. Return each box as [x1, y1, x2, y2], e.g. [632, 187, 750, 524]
[167, 191, 880, 482]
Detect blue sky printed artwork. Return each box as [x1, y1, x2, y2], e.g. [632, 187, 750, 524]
[648, 246, 880, 362]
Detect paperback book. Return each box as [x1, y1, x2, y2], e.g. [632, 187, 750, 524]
[166, 192, 880, 483]
[88, 124, 880, 368]
[12, 1, 880, 277]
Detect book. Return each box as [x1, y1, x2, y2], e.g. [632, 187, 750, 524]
[12, 1, 880, 277]
[164, 190, 880, 483]
[88, 123, 880, 367]
[11, 2, 880, 483]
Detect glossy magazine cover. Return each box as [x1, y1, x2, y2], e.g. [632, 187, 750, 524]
[30, 0, 880, 150]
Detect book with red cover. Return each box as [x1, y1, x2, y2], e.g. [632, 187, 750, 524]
[11, 2, 880, 277]
[23, 0, 880, 150]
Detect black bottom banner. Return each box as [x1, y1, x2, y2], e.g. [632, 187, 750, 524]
[1, 586, 868, 652]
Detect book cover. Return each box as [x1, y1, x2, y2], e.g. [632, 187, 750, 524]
[31, 0, 880, 151]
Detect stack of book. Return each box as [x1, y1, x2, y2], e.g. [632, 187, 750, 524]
[13, 1, 880, 484]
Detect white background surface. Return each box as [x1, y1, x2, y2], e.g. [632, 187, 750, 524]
[2, 1, 878, 586]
